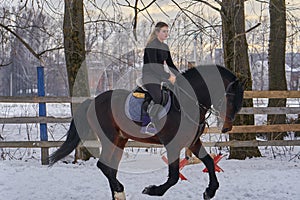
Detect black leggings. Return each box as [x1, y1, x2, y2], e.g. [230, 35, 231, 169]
[144, 83, 162, 104]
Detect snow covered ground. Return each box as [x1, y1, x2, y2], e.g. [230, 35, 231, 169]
[1, 150, 300, 200]
[1, 102, 300, 200]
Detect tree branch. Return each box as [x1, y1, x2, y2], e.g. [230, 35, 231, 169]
[192, 0, 222, 13]
[139, 0, 156, 12]
[133, 0, 139, 40]
[234, 23, 262, 39]
[117, 0, 135, 9]
[84, 19, 127, 29]
[0, 22, 42, 62]
[38, 46, 64, 57]
[140, 0, 155, 23]
[171, 0, 200, 29]
[0, 61, 12, 67]
[154, 1, 170, 18]
[246, 22, 261, 33]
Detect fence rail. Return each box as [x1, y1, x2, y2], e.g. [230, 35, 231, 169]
[243, 91, 300, 98]
[0, 96, 90, 103]
[1, 140, 300, 149]
[0, 117, 72, 124]
[0, 90, 299, 103]
[239, 107, 300, 114]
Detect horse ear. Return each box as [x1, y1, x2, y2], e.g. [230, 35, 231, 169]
[241, 79, 247, 88]
[233, 79, 240, 88]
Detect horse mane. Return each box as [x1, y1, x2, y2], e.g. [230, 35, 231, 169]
[177, 64, 242, 111]
[180, 64, 237, 82]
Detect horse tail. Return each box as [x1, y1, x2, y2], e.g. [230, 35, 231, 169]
[48, 99, 93, 166]
[48, 119, 80, 166]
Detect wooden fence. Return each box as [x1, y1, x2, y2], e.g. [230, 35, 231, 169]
[0, 91, 300, 160]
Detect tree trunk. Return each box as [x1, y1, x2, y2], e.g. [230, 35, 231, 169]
[63, 0, 94, 161]
[221, 0, 261, 159]
[64, 0, 88, 97]
[267, 0, 287, 140]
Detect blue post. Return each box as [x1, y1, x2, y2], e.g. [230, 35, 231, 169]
[37, 66, 49, 165]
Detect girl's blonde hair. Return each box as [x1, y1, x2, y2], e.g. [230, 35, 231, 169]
[146, 22, 169, 46]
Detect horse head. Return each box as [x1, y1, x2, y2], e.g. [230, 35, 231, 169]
[177, 65, 244, 134]
[220, 79, 244, 133]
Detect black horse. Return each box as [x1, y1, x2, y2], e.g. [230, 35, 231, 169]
[49, 64, 244, 200]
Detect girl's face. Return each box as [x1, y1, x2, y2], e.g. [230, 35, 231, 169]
[156, 26, 169, 42]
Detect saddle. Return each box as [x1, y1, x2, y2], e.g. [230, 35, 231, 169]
[134, 77, 170, 106]
[125, 82, 171, 123]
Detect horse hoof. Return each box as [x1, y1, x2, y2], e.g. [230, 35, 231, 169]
[203, 191, 211, 200]
[114, 191, 126, 200]
[142, 185, 160, 196]
[142, 185, 154, 195]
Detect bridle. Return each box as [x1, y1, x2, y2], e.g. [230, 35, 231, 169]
[172, 79, 238, 127]
[212, 79, 239, 122]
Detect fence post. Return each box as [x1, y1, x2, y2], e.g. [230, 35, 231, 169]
[37, 66, 49, 165]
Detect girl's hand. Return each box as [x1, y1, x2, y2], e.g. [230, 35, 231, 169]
[168, 74, 176, 84]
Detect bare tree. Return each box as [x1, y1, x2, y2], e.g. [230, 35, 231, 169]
[0, 1, 66, 96]
[63, 0, 88, 98]
[63, 0, 97, 161]
[189, 0, 261, 159]
[267, 0, 287, 140]
[117, 0, 156, 40]
[221, 0, 261, 159]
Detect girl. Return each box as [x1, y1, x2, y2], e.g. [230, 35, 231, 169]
[141, 22, 179, 135]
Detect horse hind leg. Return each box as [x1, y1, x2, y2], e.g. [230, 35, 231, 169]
[189, 139, 219, 199]
[97, 161, 125, 200]
[86, 98, 127, 199]
[97, 136, 128, 200]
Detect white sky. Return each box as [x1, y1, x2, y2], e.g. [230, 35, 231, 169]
[4, 0, 300, 20]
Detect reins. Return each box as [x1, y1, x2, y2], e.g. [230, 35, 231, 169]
[171, 78, 238, 127]
[172, 83, 211, 127]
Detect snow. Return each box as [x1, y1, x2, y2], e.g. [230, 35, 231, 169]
[1, 150, 300, 200]
[0, 103, 71, 142]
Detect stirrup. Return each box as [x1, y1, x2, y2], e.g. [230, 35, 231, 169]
[140, 122, 158, 136]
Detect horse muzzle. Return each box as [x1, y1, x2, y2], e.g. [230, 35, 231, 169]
[221, 118, 233, 133]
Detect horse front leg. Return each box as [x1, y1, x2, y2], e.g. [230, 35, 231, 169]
[189, 139, 219, 199]
[142, 150, 180, 196]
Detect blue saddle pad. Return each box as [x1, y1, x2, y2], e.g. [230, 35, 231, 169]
[125, 92, 171, 122]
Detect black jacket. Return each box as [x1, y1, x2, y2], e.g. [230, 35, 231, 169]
[143, 38, 179, 81]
